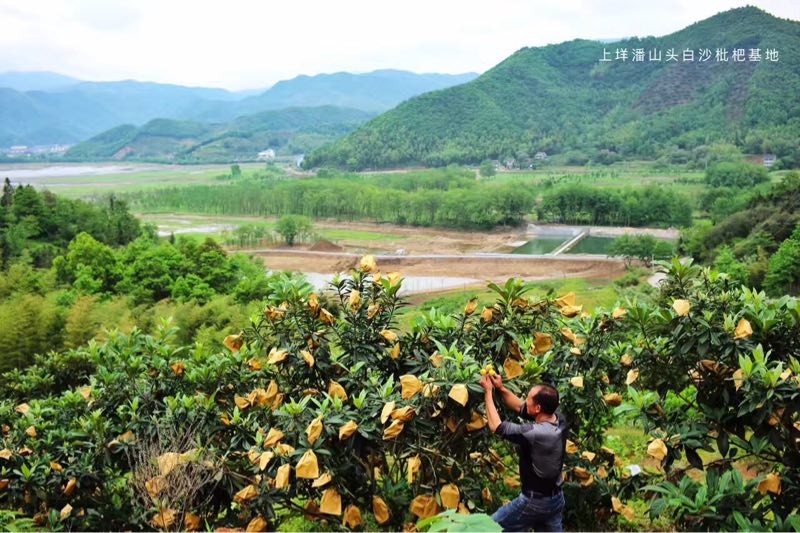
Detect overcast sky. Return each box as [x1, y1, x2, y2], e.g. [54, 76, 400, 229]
[0, 0, 797, 91]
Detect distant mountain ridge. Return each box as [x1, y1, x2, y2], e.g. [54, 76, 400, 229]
[304, 7, 800, 170]
[0, 80, 246, 147]
[65, 106, 376, 163]
[187, 70, 479, 121]
[0, 70, 478, 147]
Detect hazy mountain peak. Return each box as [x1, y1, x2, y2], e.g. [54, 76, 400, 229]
[0, 70, 477, 146]
[0, 71, 80, 92]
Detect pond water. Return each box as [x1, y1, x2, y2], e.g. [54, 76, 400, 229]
[156, 224, 237, 237]
[511, 232, 676, 256]
[0, 164, 149, 180]
[563, 236, 616, 255]
[511, 237, 568, 255]
[297, 272, 479, 295]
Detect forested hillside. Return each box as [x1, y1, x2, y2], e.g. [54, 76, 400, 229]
[0, 182, 280, 374]
[305, 7, 800, 170]
[0, 81, 239, 147]
[0, 179, 140, 268]
[682, 168, 800, 295]
[65, 107, 375, 163]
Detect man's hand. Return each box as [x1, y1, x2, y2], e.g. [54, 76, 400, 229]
[489, 373, 504, 391]
[479, 373, 494, 393]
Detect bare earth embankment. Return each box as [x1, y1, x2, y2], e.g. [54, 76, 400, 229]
[143, 215, 637, 287]
[246, 250, 626, 283]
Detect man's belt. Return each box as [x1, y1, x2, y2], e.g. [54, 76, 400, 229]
[523, 486, 562, 498]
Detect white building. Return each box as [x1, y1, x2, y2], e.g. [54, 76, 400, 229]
[8, 145, 29, 156]
[257, 149, 276, 161]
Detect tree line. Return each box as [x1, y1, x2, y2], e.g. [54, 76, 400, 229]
[127, 169, 535, 230]
[537, 184, 693, 227]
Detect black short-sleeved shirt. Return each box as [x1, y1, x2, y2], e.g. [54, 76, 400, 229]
[494, 403, 567, 493]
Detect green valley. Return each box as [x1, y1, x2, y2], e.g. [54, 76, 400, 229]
[65, 107, 375, 163]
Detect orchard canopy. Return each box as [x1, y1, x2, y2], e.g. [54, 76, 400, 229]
[0, 256, 798, 531]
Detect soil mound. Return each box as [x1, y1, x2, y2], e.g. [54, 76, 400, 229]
[309, 239, 344, 252]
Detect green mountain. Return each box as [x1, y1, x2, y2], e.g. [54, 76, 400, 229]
[305, 7, 800, 170]
[64, 106, 375, 163]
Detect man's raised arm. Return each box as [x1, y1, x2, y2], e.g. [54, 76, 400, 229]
[480, 374, 502, 432]
[489, 374, 523, 413]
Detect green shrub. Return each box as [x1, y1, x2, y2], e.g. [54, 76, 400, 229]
[705, 162, 769, 188]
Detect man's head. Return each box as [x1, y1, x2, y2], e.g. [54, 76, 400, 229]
[525, 383, 559, 416]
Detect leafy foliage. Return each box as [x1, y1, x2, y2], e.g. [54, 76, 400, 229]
[52, 233, 265, 305]
[705, 162, 769, 188]
[682, 172, 800, 294]
[763, 224, 800, 296]
[0, 180, 141, 268]
[275, 215, 313, 246]
[0, 260, 633, 530]
[0, 232, 290, 374]
[609, 235, 675, 266]
[618, 258, 800, 530]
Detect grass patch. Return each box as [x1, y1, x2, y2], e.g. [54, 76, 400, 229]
[317, 228, 408, 242]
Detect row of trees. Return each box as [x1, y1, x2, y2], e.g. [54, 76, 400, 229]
[608, 235, 675, 266]
[537, 184, 692, 227]
[128, 167, 697, 231]
[127, 171, 535, 230]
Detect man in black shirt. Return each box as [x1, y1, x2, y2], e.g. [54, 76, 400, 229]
[479, 373, 567, 532]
